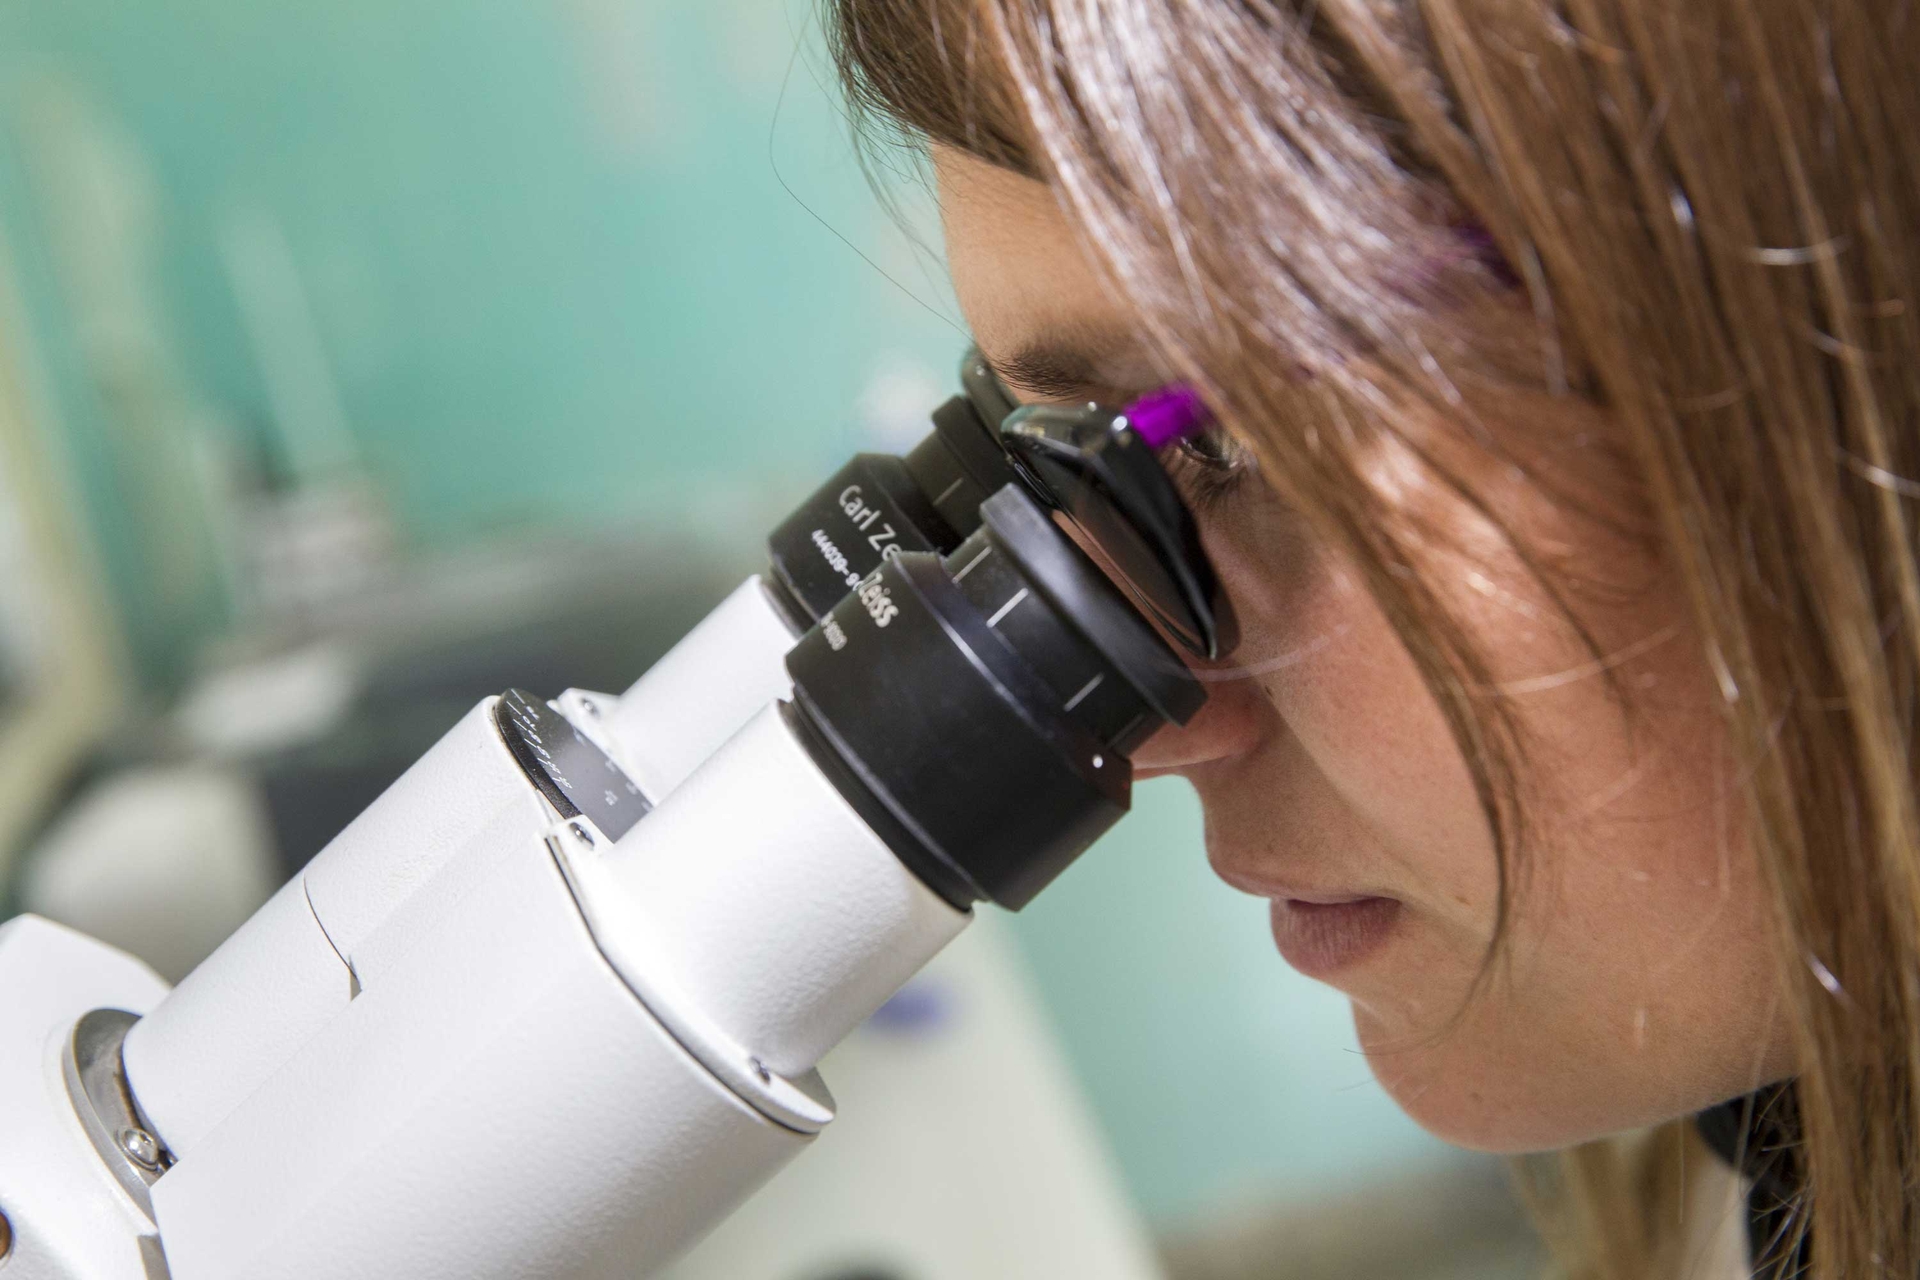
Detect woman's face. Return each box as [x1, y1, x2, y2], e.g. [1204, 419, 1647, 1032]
[934, 145, 1794, 1153]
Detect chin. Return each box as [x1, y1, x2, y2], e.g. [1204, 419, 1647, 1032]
[1349, 1004, 1634, 1155]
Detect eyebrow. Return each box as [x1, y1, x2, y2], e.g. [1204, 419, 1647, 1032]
[979, 333, 1154, 403]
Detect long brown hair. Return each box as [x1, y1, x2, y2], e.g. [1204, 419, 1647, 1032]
[831, 0, 1920, 1275]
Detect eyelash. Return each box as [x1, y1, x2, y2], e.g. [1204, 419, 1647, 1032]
[1161, 426, 1257, 512]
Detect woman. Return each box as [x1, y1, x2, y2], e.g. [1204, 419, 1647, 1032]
[829, 2, 1920, 1277]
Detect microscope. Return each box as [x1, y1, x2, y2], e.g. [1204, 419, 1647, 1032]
[0, 351, 1230, 1280]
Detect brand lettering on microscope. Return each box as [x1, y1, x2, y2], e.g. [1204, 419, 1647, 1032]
[855, 567, 899, 628]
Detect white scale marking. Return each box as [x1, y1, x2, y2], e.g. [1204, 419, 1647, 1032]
[951, 544, 993, 582]
[986, 587, 1029, 628]
[934, 475, 966, 506]
[1064, 672, 1105, 711]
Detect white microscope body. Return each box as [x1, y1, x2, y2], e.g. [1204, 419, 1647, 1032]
[0, 361, 1204, 1280]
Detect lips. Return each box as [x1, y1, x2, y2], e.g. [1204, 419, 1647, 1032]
[1202, 832, 1404, 980]
[1267, 896, 1402, 979]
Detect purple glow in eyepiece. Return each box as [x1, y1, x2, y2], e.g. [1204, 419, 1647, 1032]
[1122, 384, 1211, 449]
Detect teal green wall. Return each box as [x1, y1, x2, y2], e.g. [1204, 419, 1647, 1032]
[0, 0, 963, 686]
[0, 0, 1445, 1226]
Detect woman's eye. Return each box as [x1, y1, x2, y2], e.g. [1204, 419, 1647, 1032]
[1176, 426, 1252, 473]
[1163, 426, 1257, 511]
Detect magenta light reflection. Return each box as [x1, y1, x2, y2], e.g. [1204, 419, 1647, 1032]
[1122, 385, 1211, 449]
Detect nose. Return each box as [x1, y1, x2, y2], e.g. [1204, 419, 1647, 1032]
[1133, 673, 1272, 777]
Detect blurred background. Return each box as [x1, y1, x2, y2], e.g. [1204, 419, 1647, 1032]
[0, 3, 1538, 1276]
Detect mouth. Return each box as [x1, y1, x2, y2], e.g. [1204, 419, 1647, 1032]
[1268, 896, 1402, 979]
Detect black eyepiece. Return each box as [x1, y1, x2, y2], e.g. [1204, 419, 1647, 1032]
[785, 485, 1203, 911]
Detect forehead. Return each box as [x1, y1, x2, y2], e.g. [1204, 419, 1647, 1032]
[933, 145, 1160, 395]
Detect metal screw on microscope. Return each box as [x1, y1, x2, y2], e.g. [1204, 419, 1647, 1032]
[117, 1126, 163, 1172]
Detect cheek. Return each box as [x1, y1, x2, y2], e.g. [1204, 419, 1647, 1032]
[1208, 516, 1501, 929]
[1198, 493, 1789, 1150]
[1355, 582, 1786, 1150]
